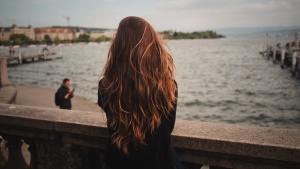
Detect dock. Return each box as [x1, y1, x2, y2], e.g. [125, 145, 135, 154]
[260, 43, 300, 76]
[5, 52, 61, 64]
[1, 47, 63, 65]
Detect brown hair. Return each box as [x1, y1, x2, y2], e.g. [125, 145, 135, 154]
[100, 16, 176, 154]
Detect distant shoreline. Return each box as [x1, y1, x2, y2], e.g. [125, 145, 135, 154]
[0, 26, 225, 47]
[0, 41, 110, 48]
[161, 30, 225, 40]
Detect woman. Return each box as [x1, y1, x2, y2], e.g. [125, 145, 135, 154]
[98, 16, 183, 169]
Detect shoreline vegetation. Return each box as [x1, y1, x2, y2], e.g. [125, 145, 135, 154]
[162, 30, 225, 40]
[0, 30, 225, 47]
[0, 34, 112, 47]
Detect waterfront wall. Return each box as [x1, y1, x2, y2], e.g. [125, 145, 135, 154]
[0, 103, 299, 169]
[0, 57, 17, 105]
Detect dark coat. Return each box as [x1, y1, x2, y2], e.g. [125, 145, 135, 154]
[98, 79, 181, 169]
[57, 85, 73, 109]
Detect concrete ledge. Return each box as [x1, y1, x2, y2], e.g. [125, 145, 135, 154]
[172, 121, 300, 162]
[0, 103, 299, 169]
[0, 85, 17, 104]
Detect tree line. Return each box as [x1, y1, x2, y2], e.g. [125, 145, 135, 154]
[0, 34, 112, 46]
[1, 30, 225, 46]
[162, 30, 225, 39]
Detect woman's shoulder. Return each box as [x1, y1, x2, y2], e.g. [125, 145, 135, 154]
[98, 78, 106, 93]
[98, 78, 107, 90]
[98, 78, 104, 86]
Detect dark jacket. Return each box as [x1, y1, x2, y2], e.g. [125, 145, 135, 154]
[98, 79, 180, 169]
[57, 85, 73, 109]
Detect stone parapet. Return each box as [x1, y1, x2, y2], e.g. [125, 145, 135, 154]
[0, 104, 299, 169]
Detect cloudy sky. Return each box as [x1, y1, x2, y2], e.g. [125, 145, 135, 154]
[0, 0, 299, 31]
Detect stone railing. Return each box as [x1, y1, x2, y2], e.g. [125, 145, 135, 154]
[0, 103, 299, 169]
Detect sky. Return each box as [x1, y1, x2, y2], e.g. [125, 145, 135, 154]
[0, 0, 300, 32]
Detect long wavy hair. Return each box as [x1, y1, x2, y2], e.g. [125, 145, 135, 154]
[100, 16, 176, 154]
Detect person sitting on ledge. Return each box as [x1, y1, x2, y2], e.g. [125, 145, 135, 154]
[98, 16, 184, 169]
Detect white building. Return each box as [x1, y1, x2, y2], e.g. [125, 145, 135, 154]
[35, 27, 74, 41]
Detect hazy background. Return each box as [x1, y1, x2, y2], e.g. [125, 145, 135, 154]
[1, 0, 300, 34]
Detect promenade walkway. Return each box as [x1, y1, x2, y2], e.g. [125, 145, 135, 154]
[15, 85, 102, 112]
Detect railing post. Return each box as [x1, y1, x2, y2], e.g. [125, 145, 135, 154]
[273, 47, 276, 63]
[19, 52, 22, 64]
[281, 49, 285, 69]
[0, 137, 6, 168]
[2, 135, 28, 169]
[292, 52, 297, 76]
[24, 139, 37, 169]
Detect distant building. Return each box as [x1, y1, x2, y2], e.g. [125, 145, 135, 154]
[35, 27, 74, 41]
[0, 25, 35, 41]
[0, 27, 11, 41]
[73, 27, 87, 39]
[102, 30, 116, 38]
[89, 30, 105, 39]
[89, 30, 116, 39]
[0, 25, 116, 42]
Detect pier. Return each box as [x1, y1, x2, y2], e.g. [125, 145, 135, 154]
[260, 34, 300, 76]
[7, 52, 57, 64]
[1, 47, 62, 65]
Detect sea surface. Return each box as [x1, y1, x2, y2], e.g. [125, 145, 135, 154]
[3, 36, 300, 129]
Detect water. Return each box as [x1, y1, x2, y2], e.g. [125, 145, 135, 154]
[4, 36, 300, 129]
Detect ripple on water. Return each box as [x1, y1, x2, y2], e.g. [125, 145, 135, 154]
[5, 37, 300, 129]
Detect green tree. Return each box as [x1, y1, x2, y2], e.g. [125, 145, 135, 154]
[95, 36, 111, 42]
[9, 34, 31, 45]
[54, 36, 61, 44]
[166, 30, 225, 40]
[44, 34, 52, 44]
[78, 34, 90, 42]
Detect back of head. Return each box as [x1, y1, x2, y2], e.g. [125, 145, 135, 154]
[101, 16, 176, 154]
[63, 78, 69, 84]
